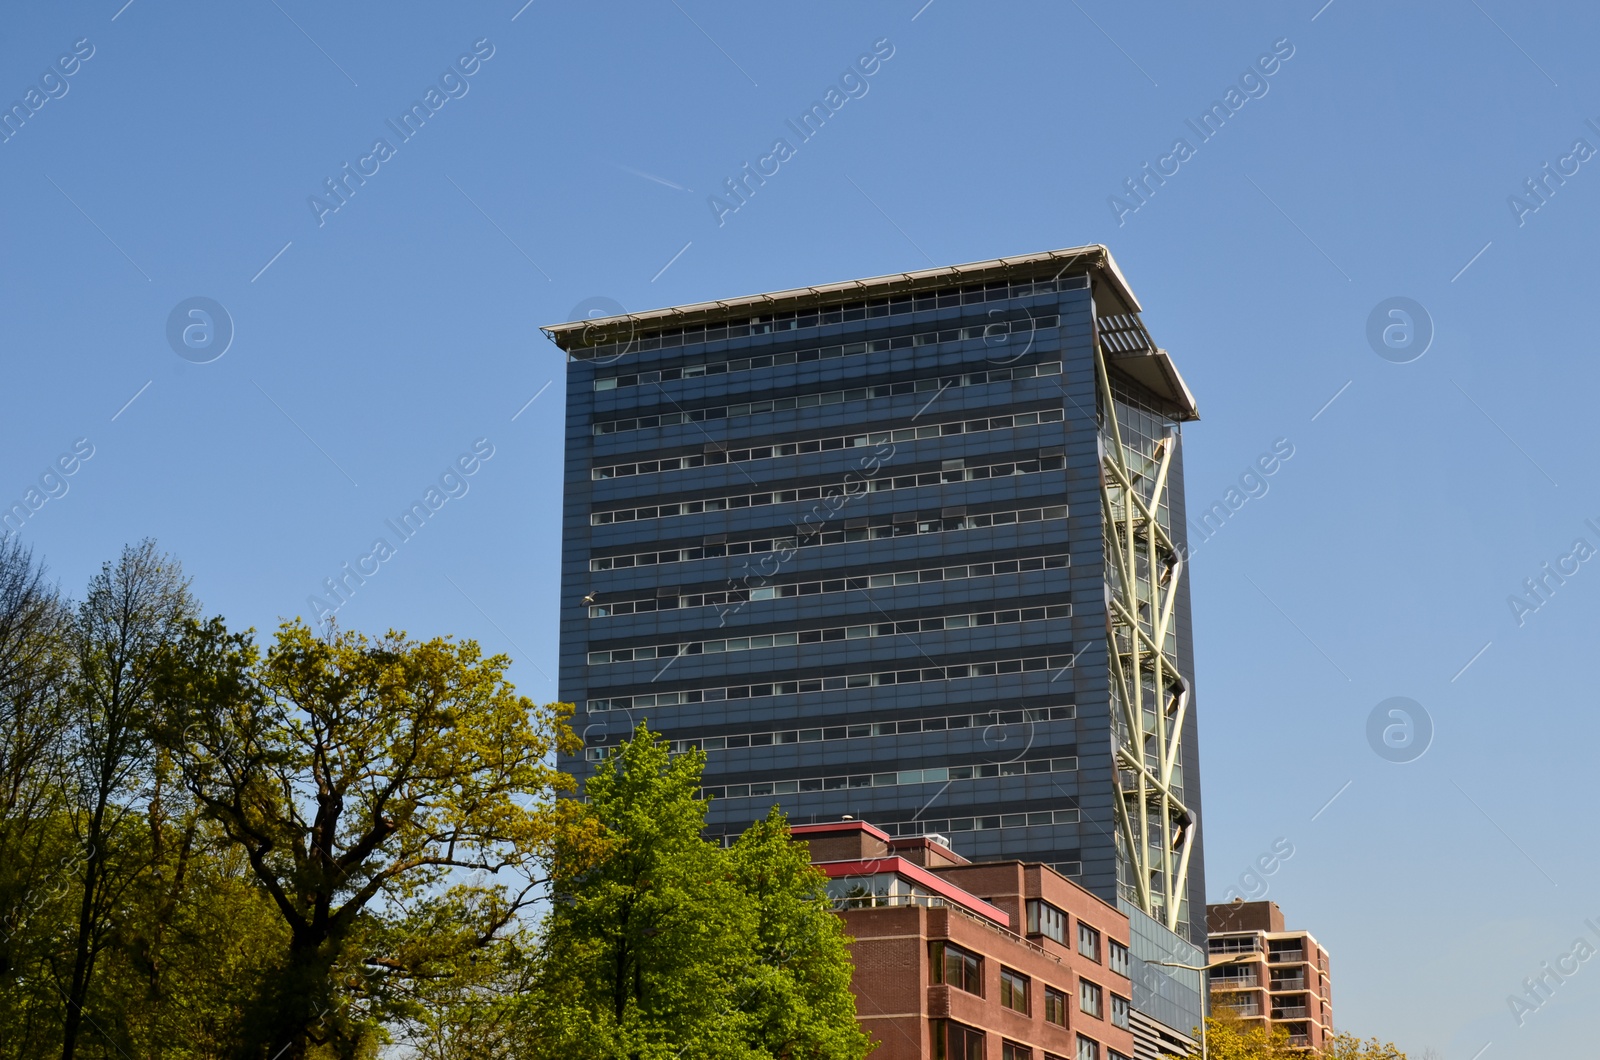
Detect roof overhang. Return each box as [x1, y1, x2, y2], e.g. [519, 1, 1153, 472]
[1110, 347, 1199, 422]
[1095, 311, 1198, 421]
[791, 819, 895, 843]
[541, 244, 1141, 348]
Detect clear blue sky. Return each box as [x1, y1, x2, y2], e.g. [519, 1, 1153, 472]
[4, 2, 1596, 1055]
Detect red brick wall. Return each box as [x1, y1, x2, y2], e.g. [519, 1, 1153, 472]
[842, 899, 1136, 1059]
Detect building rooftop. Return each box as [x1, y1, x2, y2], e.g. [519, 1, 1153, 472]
[1209, 899, 1287, 934]
[541, 244, 1198, 420]
[542, 244, 1141, 341]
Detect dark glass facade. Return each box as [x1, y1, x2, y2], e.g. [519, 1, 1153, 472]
[546, 248, 1206, 944]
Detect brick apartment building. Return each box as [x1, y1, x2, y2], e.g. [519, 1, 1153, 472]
[1205, 901, 1332, 1050]
[795, 820, 1137, 1060]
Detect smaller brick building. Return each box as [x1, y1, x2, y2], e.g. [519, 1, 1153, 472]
[795, 820, 1137, 1060]
[1205, 901, 1332, 1050]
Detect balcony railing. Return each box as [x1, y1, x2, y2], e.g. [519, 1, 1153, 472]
[1210, 939, 1261, 954]
[1211, 977, 1260, 990]
[1273, 1006, 1309, 1019]
[1268, 950, 1306, 963]
[832, 892, 953, 912]
[1222, 1003, 1263, 1017]
[1270, 978, 1307, 991]
[1289, 1035, 1312, 1047]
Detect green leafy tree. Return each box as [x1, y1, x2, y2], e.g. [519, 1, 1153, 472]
[0, 539, 74, 1058]
[56, 811, 285, 1060]
[528, 724, 742, 1058]
[385, 900, 538, 1060]
[1322, 1031, 1407, 1059]
[1200, 1008, 1297, 1059]
[525, 724, 870, 1060]
[60, 541, 196, 1060]
[158, 619, 597, 1060]
[1200, 1010, 1409, 1059]
[727, 811, 872, 1059]
[2, 540, 284, 1060]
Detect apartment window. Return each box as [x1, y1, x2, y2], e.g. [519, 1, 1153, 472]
[934, 1020, 987, 1060]
[591, 360, 1065, 436]
[591, 604, 1070, 665]
[588, 648, 1076, 712]
[1108, 939, 1130, 978]
[1044, 986, 1067, 1026]
[1000, 968, 1030, 1015]
[1076, 1034, 1100, 1060]
[1078, 923, 1101, 962]
[587, 503, 1069, 574]
[592, 552, 1072, 618]
[1026, 899, 1068, 944]
[1111, 994, 1130, 1030]
[662, 701, 1076, 756]
[1002, 1043, 1032, 1060]
[1109, 1052, 1132, 1060]
[1210, 936, 1258, 954]
[589, 456, 1068, 526]
[590, 406, 1067, 478]
[589, 315, 1063, 391]
[932, 942, 983, 995]
[1079, 979, 1103, 1019]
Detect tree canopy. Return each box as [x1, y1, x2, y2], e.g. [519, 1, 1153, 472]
[159, 618, 603, 1059]
[526, 723, 870, 1060]
[0, 541, 870, 1060]
[2, 536, 1418, 1060]
[1202, 1010, 1409, 1060]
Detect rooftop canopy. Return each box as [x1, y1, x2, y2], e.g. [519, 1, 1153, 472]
[542, 245, 1197, 420]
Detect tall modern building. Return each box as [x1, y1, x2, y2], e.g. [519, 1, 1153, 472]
[544, 246, 1206, 944]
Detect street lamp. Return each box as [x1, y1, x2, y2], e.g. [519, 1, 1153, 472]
[1146, 954, 1255, 1060]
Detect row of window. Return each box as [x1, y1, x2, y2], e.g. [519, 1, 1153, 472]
[592, 313, 1059, 389]
[1107, 374, 1177, 449]
[940, 1022, 1127, 1060]
[586, 603, 1071, 665]
[591, 454, 1067, 526]
[588, 504, 1069, 572]
[591, 406, 1067, 481]
[935, 1020, 985, 1060]
[700, 755, 1078, 801]
[1023, 902, 1132, 980]
[589, 552, 1071, 618]
[585, 704, 1076, 761]
[591, 360, 1064, 435]
[843, 877, 1120, 917]
[569, 273, 1087, 358]
[584, 652, 1076, 712]
[876, 814, 1081, 843]
[1209, 937, 1258, 954]
[932, 944, 1131, 1045]
[825, 872, 939, 911]
[712, 814, 1083, 854]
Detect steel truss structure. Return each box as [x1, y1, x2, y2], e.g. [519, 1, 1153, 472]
[1095, 333, 1196, 934]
